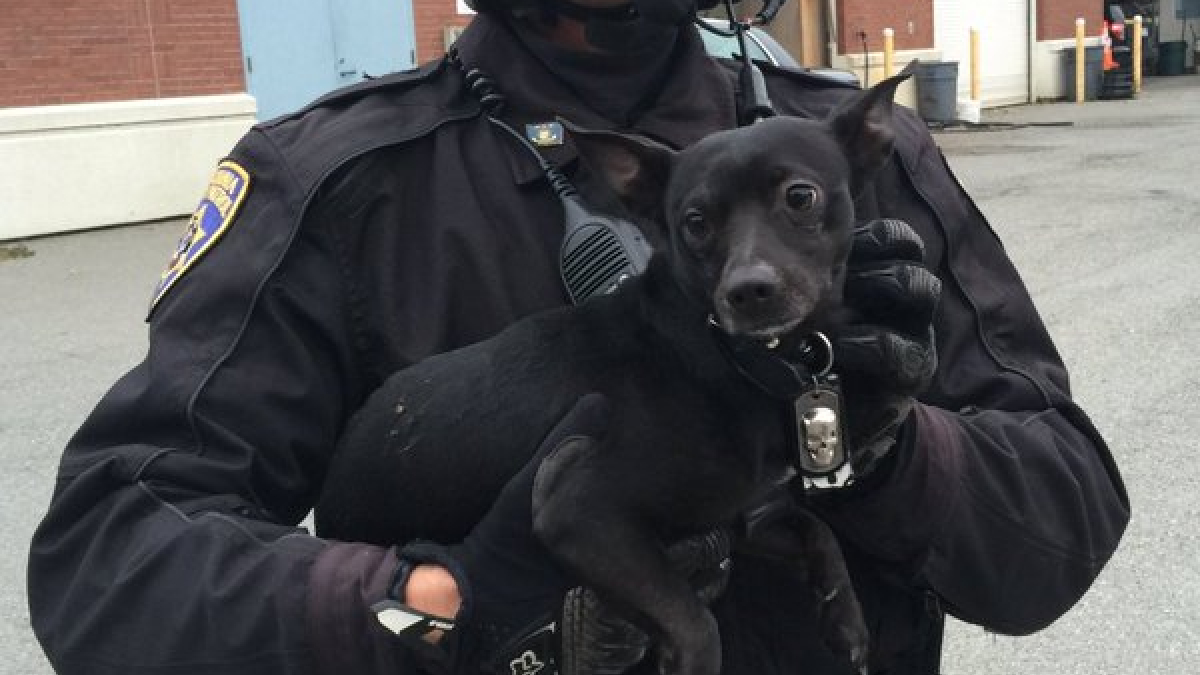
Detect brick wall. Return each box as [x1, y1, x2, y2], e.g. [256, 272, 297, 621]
[1038, 0, 1102, 40]
[414, 0, 473, 64]
[837, 0, 935, 54]
[834, 1, 1104, 55]
[0, 0, 245, 108]
[3, 0, 1099, 109]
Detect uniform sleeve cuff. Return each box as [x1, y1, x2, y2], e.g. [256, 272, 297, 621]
[810, 404, 965, 569]
[306, 541, 452, 675]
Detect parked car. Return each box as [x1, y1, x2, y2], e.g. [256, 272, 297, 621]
[698, 18, 860, 87]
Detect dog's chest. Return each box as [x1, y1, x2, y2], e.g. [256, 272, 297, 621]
[607, 382, 794, 528]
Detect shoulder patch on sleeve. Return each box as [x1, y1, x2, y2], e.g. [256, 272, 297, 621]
[149, 160, 251, 315]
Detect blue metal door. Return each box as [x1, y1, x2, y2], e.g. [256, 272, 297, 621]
[236, 0, 416, 121]
[329, 0, 417, 85]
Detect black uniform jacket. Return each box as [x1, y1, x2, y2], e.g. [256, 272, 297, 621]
[28, 14, 1129, 675]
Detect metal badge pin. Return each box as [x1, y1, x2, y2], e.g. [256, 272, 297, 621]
[526, 121, 565, 147]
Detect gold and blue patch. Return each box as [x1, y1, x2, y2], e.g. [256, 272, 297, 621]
[526, 121, 565, 147]
[149, 160, 251, 313]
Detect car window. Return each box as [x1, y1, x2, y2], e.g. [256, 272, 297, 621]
[698, 27, 774, 64]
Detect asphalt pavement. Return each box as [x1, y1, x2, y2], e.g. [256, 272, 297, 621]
[932, 77, 1200, 674]
[3, 75, 1199, 674]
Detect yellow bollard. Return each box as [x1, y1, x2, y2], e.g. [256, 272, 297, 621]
[1075, 18, 1086, 103]
[883, 28, 895, 78]
[970, 27, 981, 101]
[1133, 15, 1143, 94]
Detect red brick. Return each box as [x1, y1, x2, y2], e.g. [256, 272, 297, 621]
[1038, 0, 1101, 40]
[414, 0, 472, 64]
[831, 1, 1097, 55]
[836, 0, 934, 53]
[15, 0, 1088, 108]
[0, 0, 243, 107]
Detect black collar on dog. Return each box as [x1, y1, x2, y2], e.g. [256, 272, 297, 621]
[708, 321, 855, 490]
[706, 319, 833, 400]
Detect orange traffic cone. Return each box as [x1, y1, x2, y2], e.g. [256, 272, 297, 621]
[1102, 22, 1118, 70]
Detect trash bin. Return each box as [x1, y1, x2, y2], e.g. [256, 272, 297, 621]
[1158, 40, 1188, 75]
[1062, 46, 1104, 100]
[914, 61, 959, 123]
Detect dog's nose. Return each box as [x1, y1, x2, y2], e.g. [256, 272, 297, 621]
[724, 265, 784, 316]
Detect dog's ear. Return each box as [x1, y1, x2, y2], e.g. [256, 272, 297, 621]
[828, 71, 910, 188]
[562, 120, 675, 220]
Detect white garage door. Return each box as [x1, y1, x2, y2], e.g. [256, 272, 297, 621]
[934, 0, 1029, 106]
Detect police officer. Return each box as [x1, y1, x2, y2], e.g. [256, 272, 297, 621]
[27, 1, 1130, 674]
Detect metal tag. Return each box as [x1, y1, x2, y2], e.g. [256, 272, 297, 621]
[793, 376, 855, 490]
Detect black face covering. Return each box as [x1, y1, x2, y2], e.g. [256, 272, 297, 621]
[534, 0, 694, 51]
[510, 12, 682, 125]
[631, 0, 701, 25]
[582, 14, 676, 52]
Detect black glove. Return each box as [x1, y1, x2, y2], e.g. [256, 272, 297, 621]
[392, 393, 732, 675]
[834, 219, 940, 480]
[559, 528, 732, 675]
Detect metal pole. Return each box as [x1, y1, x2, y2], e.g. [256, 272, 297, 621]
[883, 28, 895, 77]
[1028, 0, 1038, 103]
[970, 27, 982, 101]
[1076, 17, 1086, 103]
[1134, 15, 1144, 93]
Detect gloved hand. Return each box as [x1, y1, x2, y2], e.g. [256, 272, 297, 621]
[390, 393, 732, 675]
[833, 219, 940, 481]
[559, 528, 732, 675]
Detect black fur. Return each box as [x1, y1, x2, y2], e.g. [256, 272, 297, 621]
[316, 73, 910, 675]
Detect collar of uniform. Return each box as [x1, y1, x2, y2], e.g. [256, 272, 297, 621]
[453, 13, 739, 187]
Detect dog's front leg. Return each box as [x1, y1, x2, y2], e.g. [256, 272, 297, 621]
[739, 507, 869, 673]
[533, 441, 721, 675]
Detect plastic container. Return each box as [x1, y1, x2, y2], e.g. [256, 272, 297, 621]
[914, 61, 959, 122]
[956, 98, 981, 124]
[1158, 40, 1187, 75]
[1062, 46, 1105, 100]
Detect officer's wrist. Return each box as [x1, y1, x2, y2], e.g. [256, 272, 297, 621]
[404, 564, 462, 643]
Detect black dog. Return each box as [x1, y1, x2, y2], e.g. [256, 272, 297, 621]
[316, 73, 908, 675]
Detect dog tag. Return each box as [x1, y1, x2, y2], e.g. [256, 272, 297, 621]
[794, 377, 854, 490]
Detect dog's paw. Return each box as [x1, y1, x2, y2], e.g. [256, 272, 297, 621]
[816, 582, 870, 673]
[654, 611, 721, 675]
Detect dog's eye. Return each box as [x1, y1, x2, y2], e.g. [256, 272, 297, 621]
[785, 184, 818, 211]
[682, 209, 711, 244]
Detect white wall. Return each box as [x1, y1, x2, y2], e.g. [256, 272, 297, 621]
[0, 95, 257, 241]
[935, 0, 1031, 105]
[833, 48, 943, 110]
